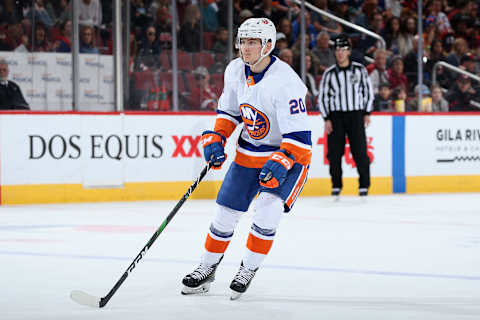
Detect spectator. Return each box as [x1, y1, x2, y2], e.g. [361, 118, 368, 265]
[384, 16, 401, 55]
[388, 55, 408, 92]
[373, 82, 393, 112]
[154, 2, 173, 50]
[312, 31, 335, 75]
[398, 16, 416, 57]
[310, 0, 342, 37]
[403, 35, 421, 92]
[335, 0, 356, 35]
[442, 33, 456, 55]
[291, 33, 312, 59]
[425, 39, 447, 84]
[384, 0, 402, 18]
[253, 0, 282, 26]
[217, 0, 242, 27]
[354, 0, 378, 28]
[79, 25, 99, 54]
[0, 59, 29, 110]
[391, 86, 407, 112]
[238, 9, 254, 24]
[55, 19, 72, 53]
[277, 17, 293, 47]
[79, 0, 102, 27]
[291, 11, 317, 49]
[28, 23, 52, 52]
[427, 0, 453, 36]
[212, 27, 228, 54]
[453, 15, 473, 40]
[450, 0, 475, 32]
[409, 84, 433, 112]
[357, 11, 385, 56]
[349, 38, 367, 65]
[271, 0, 291, 23]
[25, 0, 54, 28]
[0, 22, 25, 51]
[278, 48, 293, 67]
[272, 32, 288, 56]
[131, 0, 151, 32]
[446, 74, 480, 111]
[188, 66, 219, 111]
[446, 38, 468, 67]
[369, 48, 389, 94]
[201, 0, 219, 32]
[304, 51, 319, 100]
[129, 32, 138, 73]
[135, 26, 161, 70]
[460, 52, 477, 75]
[431, 84, 449, 112]
[48, 0, 71, 25]
[294, 50, 319, 110]
[179, 5, 201, 52]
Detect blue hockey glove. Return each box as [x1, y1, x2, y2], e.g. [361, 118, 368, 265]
[200, 130, 226, 169]
[259, 151, 295, 188]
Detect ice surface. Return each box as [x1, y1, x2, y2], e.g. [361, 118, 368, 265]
[1, 193, 480, 320]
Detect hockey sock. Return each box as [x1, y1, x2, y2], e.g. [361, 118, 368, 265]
[201, 205, 242, 266]
[243, 223, 275, 270]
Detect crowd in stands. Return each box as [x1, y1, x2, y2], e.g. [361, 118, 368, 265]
[1, 0, 480, 112]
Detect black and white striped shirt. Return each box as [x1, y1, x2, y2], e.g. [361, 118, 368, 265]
[317, 61, 374, 119]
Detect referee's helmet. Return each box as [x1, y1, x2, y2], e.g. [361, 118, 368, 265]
[334, 34, 351, 50]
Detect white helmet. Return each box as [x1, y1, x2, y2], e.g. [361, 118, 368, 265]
[236, 18, 276, 67]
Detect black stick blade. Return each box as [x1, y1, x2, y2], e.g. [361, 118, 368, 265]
[70, 290, 101, 308]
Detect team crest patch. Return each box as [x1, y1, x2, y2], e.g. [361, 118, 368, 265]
[239, 103, 270, 140]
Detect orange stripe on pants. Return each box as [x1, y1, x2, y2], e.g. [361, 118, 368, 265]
[286, 165, 308, 208]
[205, 234, 230, 253]
[246, 233, 273, 255]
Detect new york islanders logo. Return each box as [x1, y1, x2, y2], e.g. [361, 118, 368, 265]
[239, 103, 270, 140]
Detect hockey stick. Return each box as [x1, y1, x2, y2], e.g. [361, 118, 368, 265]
[71, 163, 212, 308]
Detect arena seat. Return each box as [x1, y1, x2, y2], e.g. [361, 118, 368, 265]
[203, 32, 215, 50]
[177, 51, 193, 71]
[193, 51, 215, 69]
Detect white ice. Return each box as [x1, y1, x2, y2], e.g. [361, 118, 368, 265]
[1, 193, 480, 320]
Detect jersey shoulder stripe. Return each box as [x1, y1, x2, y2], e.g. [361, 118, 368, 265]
[282, 131, 312, 146]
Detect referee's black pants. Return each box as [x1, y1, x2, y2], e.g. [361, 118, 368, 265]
[327, 111, 370, 190]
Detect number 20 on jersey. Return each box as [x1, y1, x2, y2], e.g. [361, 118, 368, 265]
[289, 98, 306, 114]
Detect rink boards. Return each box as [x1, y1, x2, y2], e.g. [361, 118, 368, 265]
[0, 112, 478, 204]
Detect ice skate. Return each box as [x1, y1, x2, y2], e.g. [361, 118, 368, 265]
[359, 188, 368, 197]
[331, 188, 341, 201]
[359, 188, 368, 203]
[181, 257, 222, 295]
[230, 262, 257, 300]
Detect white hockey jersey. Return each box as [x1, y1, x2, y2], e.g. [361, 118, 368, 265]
[213, 56, 312, 168]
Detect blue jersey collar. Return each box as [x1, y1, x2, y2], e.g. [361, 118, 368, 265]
[244, 56, 277, 86]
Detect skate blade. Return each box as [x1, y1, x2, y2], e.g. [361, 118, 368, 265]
[230, 290, 243, 300]
[332, 195, 340, 202]
[181, 282, 211, 295]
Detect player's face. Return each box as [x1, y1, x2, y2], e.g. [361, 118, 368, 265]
[240, 38, 263, 64]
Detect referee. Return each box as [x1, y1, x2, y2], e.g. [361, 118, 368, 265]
[317, 34, 374, 197]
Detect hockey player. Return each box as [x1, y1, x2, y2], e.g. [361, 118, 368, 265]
[181, 17, 312, 300]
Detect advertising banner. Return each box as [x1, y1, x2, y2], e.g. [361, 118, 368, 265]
[0, 114, 392, 187]
[405, 116, 480, 176]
